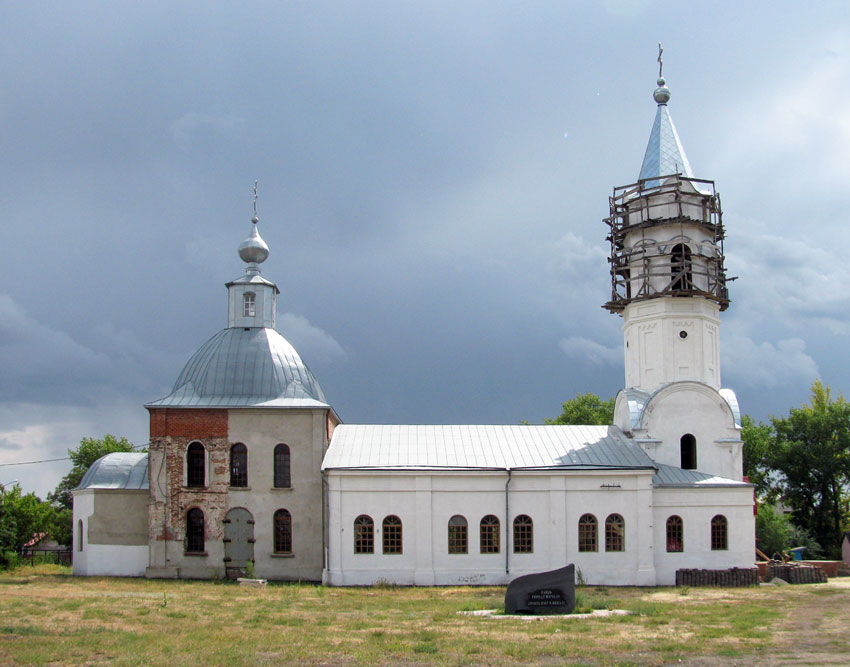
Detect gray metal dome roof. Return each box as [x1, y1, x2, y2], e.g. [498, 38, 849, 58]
[146, 327, 328, 408]
[76, 452, 149, 490]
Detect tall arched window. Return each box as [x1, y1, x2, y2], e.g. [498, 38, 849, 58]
[666, 515, 683, 552]
[605, 514, 625, 552]
[680, 434, 697, 470]
[671, 243, 693, 291]
[480, 515, 500, 554]
[382, 515, 402, 554]
[230, 443, 248, 487]
[243, 292, 256, 317]
[274, 444, 291, 488]
[448, 515, 468, 554]
[711, 515, 728, 551]
[513, 515, 533, 554]
[274, 509, 292, 554]
[185, 508, 205, 553]
[77, 520, 84, 552]
[578, 514, 597, 552]
[186, 442, 205, 487]
[354, 515, 374, 554]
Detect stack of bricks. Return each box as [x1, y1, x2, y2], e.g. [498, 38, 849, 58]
[675, 567, 760, 587]
[766, 563, 828, 584]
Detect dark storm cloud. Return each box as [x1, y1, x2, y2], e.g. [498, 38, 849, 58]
[2, 2, 850, 493]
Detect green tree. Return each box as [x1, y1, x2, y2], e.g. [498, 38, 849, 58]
[544, 393, 615, 426]
[767, 380, 850, 559]
[1, 486, 55, 553]
[741, 415, 773, 498]
[755, 503, 793, 557]
[49, 434, 136, 511]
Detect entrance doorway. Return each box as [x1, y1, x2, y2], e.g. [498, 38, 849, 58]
[223, 507, 255, 579]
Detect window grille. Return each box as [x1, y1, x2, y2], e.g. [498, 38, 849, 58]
[186, 442, 205, 487]
[274, 444, 291, 488]
[666, 515, 684, 552]
[354, 515, 374, 554]
[605, 514, 625, 552]
[274, 509, 292, 554]
[243, 292, 256, 317]
[448, 515, 468, 554]
[185, 508, 205, 553]
[711, 515, 728, 551]
[578, 514, 597, 552]
[479, 515, 500, 554]
[230, 443, 248, 487]
[513, 515, 533, 553]
[382, 515, 402, 554]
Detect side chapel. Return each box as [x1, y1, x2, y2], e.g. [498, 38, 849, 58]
[73, 64, 755, 585]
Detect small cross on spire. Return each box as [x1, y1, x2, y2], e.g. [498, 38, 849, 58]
[657, 43, 664, 78]
[252, 181, 259, 222]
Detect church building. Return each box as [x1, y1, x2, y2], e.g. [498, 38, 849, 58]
[73, 67, 755, 585]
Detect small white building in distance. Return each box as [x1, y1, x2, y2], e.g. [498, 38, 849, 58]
[74, 64, 755, 586]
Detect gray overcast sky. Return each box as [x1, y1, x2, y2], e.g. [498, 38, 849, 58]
[3, 2, 850, 497]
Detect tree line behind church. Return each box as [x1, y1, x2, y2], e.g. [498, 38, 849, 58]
[2, 383, 849, 567]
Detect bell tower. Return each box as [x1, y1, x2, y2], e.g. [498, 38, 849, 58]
[607, 50, 743, 481]
[604, 62, 729, 394]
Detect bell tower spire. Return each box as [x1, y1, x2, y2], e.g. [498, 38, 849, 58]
[604, 53, 729, 393]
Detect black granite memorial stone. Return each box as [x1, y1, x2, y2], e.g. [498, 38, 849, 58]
[505, 564, 576, 615]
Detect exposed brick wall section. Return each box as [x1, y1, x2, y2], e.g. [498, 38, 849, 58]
[149, 408, 228, 438]
[148, 408, 230, 564]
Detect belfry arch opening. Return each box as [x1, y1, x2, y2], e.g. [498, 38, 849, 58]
[680, 434, 697, 470]
[671, 243, 692, 291]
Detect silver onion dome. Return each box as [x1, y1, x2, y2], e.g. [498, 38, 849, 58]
[653, 77, 671, 105]
[238, 216, 270, 264]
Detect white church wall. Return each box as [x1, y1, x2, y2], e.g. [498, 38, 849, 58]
[72, 489, 148, 577]
[640, 383, 743, 481]
[652, 486, 755, 585]
[623, 298, 721, 392]
[324, 469, 658, 586]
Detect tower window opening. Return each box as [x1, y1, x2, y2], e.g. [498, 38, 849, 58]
[243, 292, 256, 317]
[186, 442, 206, 487]
[185, 508, 205, 553]
[680, 434, 697, 470]
[230, 443, 248, 487]
[671, 243, 692, 291]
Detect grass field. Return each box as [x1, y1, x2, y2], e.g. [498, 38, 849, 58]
[0, 565, 848, 665]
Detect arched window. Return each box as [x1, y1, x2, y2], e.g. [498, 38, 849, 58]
[274, 444, 291, 489]
[666, 515, 684, 552]
[77, 520, 84, 552]
[711, 515, 728, 551]
[513, 515, 533, 554]
[185, 508, 205, 553]
[274, 509, 292, 554]
[680, 434, 697, 470]
[671, 243, 693, 291]
[230, 443, 248, 487]
[448, 515, 468, 554]
[243, 292, 256, 317]
[354, 515, 374, 554]
[186, 442, 205, 487]
[605, 514, 625, 552]
[382, 515, 402, 554]
[480, 515, 500, 554]
[578, 514, 597, 552]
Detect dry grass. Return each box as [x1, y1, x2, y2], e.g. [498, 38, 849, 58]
[0, 566, 848, 665]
